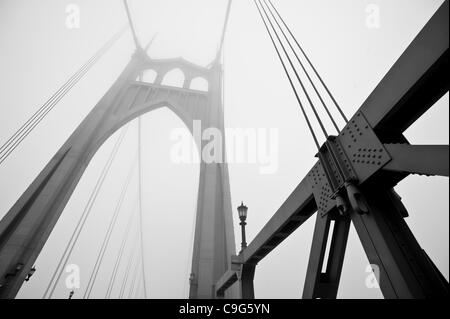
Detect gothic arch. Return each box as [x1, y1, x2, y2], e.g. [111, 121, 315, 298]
[190, 77, 209, 92]
[88, 100, 200, 163]
[139, 69, 158, 83]
[161, 68, 185, 88]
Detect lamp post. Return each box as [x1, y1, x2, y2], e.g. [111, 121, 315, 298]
[237, 201, 248, 252]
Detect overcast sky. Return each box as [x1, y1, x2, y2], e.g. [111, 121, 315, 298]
[0, 0, 448, 299]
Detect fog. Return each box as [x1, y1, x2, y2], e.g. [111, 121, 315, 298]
[0, 0, 447, 299]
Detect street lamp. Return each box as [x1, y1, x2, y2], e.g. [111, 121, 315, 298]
[237, 201, 248, 252]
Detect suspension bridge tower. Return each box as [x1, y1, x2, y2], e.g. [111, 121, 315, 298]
[0, 2, 237, 299]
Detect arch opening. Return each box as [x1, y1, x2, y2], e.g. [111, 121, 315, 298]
[190, 77, 209, 92]
[139, 69, 158, 84]
[161, 68, 185, 88]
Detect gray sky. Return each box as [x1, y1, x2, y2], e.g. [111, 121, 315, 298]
[0, 0, 448, 299]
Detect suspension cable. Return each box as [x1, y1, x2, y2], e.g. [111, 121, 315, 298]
[118, 240, 138, 298]
[43, 126, 129, 299]
[0, 31, 119, 165]
[144, 33, 158, 53]
[105, 198, 138, 298]
[133, 274, 143, 299]
[216, 0, 233, 61]
[83, 151, 138, 299]
[123, 0, 140, 49]
[137, 117, 148, 299]
[258, 0, 329, 140]
[183, 180, 199, 297]
[253, 0, 320, 149]
[127, 258, 141, 298]
[0, 25, 128, 166]
[266, 0, 348, 123]
[262, 0, 340, 133]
